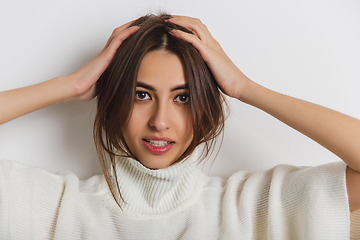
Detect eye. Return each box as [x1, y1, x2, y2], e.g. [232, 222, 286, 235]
[174, 94, 190, 103]
[135, 91, 151, 100]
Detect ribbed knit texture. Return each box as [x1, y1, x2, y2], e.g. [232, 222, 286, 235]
[351, 209, 360, 239]
[0, 155, 351, 239]
[109, 153, 199, 214]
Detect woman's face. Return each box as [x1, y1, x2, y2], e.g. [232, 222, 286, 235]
[123, 50, 193, 169]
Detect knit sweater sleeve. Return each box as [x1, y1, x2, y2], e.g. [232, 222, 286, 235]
[220, 161, 350, 239]
[0, 159, 350, 239]
[0, 160, 68, 239]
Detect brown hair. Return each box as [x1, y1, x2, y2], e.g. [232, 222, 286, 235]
[94, 14, 226, 208]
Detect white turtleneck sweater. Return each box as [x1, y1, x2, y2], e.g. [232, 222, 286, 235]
[0, 152, 357, 239]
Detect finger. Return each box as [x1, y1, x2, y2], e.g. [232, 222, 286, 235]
[111, 20, 136, 37]
[167, 16, 212, 41]
[100, 24, 139, 55]
[167, 16, 219, 49]
[75, 25, 140, 86]
[103, 20, 137, 50]
[169, 29, 211, 62]
[103, 26, 140, 57]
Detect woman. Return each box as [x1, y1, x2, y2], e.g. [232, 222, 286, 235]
[0, 14, 359, 239]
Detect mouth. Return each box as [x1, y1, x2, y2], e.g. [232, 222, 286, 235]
[142, 139, 175, 155]
[144, 139, 173, 146]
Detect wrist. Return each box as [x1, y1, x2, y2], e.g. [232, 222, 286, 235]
[47, 76, 76, 104]
[235, 77, 256, 103]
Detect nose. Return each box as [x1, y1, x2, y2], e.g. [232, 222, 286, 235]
[148, 100, 172, 131]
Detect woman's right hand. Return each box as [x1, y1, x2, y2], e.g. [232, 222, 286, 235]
[66, 21, 139, 102]
[0, 21, 139, 125]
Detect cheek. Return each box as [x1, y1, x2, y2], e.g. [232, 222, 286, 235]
[123, 108, 143, 144]
[179, 108, 193, 142]
[126, 105, 149, 129]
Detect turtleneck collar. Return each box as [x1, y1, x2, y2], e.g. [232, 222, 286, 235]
[104, 150, 202, 215]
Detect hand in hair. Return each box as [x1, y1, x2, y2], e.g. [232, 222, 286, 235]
[0, 21, 139, 125]
[169, 15, 360, 212]
[68, 22, 139, 102]
[167, 16, 251, 100]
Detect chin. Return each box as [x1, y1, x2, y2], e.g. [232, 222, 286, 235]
[137, 157, 174, 170]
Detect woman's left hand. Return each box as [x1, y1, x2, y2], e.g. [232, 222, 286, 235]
[167, 16, 251, 100]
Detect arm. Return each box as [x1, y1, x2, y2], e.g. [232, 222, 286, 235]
[241, 81, 360, 212]
[168, 16, 360, 212]
[0, 22, 139, 125]
[0, 77, 70, 125]
[240, 81, 360, 173]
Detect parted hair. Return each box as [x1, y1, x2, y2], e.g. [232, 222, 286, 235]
[94, 14, 226, 208]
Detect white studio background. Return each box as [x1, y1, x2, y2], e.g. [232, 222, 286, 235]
[0, 0, 359, 179]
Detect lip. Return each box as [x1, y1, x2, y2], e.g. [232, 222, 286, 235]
[143, 136, 175, 142]
[142, 136, 175, 155]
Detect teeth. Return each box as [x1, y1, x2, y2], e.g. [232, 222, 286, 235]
[147, 140, 171, 147]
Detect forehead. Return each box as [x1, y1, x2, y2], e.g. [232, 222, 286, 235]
[137, 50, 187, 87]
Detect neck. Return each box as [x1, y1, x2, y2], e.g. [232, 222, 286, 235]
[105, 151, 202, 215]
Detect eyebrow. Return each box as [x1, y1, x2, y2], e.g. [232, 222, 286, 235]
[136, 82, 189, 92]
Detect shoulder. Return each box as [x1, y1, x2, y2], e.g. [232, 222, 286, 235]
[0, 160, 70, 188]
[200, 161, 348, 207]
[0, 160, 107, 194]
[0, 160, 63, 188]
[199, 161, 347, 192]
[228, 161, 346, 184]
[222, 162, 349, 237]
